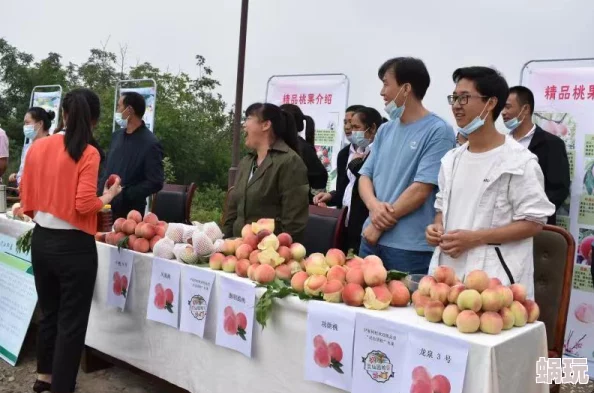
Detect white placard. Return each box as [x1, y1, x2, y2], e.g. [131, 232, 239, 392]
[180, 265, 216, 338]
[0, 233, 31, 262]
[146, 257, 181, 328]
[401, 330, 469, 393]
[351, 313, 408, 393]
[305, 301, 356, 392]
[106, 248, 134, 311]
[215, 275, 255, 358]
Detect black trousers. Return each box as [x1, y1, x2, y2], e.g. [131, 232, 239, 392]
[31, 224, 97, 393]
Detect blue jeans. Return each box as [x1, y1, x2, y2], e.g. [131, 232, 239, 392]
[359, 239, 432, 274]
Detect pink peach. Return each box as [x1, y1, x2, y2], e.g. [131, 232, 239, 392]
[510, 284, 527, 303]
[346, 267, 365, 286]
[275, 263, 292, 281]
[235, 259, 250, 278]
[456, 310, 480, 333]
[327, 265, 347, 284]
[480, 311, 503, 334]
[254, 264, 276, 284]
[425, 300, 445, 323]
[326, 248, 346, 267]
[464, 270, 489, 293]
[363, 263, 387, 286]
[291, 271, 309, 292]
[342, 283, 365, 307]
[430, 282, 450, 304]
[418, 276, 437, 296]
[388, 280, 411, 307]
[277, 232, 293, 247]
[433, 265, 456, 285]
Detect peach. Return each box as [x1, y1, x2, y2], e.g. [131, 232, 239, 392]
[290, 243, 307, 261]
[143, 212, 159, 225]
[248, 250, 260, 264]
[247, 263, 260, 281]
[235, 244, 253, 260]
[433, 265, 456, 286]
[464, 270, 489, 293]
[388, 280, 410, 307]
[419, 276, 437, 296]
[499, 307, 515, 330]
[254, 264, 276, 284]
[222, 256, 237, 273]
[346, 256, 364, 269]
[322, 279, 344, 303]
[425, 300, 445, 323]
[524, 300, 540, 323]
[442, 304, 460, 326]
[304, 275, 327, 296]
[235, 259, 250, 277]
[208, 253, 225, 270]
[326, 248, 346, 267]
[157, 220, 168, 228]
[258, 248, 284, 266]
[288, 260, 303, 275]
[412, 365, 431, 383]
[488, 277, 503, 289]
[241, 224, 253, 239]
[498, 286, 514, 308]
[431, 375, 452, 393]
[140, 224, 156, 240]
[411, 380, 433, 393]
[342, 283, 365, 307]
[300, 259, 306, 271]
[95, 232, 106, 243]
[480, 311, 503, 334]
[256, 229, 272, 242]
[481, 288, 503, 312]
[305, 253, 329, 276]
[155, 225, 166, 238]
[277, 232, 292, 247]
[327, 265, 347, 284]
[114, 232, 127, 245]
[134, 222, 145, 237]
[149, 235, 162, 251]
[447, 284, 466, 304]
[363, 285, 392, 310]
[255, 218, 275, 234]
[363, 263, 387, 286]
[510, 301, 528, 327]
[122, 219, 137, 235]
[258, 234, 279, 251]
[277, 245, 292, 262]
[127, 210, 142, 223]
[133, 238, 150, 253]
[411, 290, 426, 307]
[290, 271, 309, 292]
[346, 267, 365, 286]
[363, 255, 384, 267]
[275, 263, 292, 281]
[456, 310, 480, 333]
[242, 233, 259, 250]
[430, 282, 450, 304]
[113, 218, 126, 233]
[233, 237, 244, 250]
[456, 289, 482, 312]
[314, 344, 331, 368]
[127, 234, 138, 249]
[510, 284, 527, 303]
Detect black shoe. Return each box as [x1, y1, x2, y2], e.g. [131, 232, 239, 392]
[33, 380, 51, 393]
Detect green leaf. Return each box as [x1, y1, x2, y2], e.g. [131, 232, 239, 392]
[386, 270, 409, 282]
[117, 236, 129, 252]
[16, 228, 33, 254]
[237, 326, 247, 341]
[165, 303, 174, 313]
[122, 289, 127, 298]
[330, 360, 344, 374]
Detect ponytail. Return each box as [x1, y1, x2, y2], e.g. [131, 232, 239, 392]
[280, 110, 300, 154]
[62, 91, 93, 162]
[279, 103, 316, 146]
[245, 102, 300, 155]
[304, 115, 315, 146]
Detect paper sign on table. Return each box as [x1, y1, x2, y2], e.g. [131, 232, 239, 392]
[106, 248, 134, 311]
[146, 257, 181, 328]
[180, 265, 216, 338]
[351, 312, 408, 393]
[215, 275, 255, 358]
[401, 330, 469, 393]
[305, 301, 356, 392]
[0, 233, 31, 262]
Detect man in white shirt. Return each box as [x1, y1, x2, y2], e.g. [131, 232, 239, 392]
[426, 67, 555, 299]
[502, 86, 570, 225]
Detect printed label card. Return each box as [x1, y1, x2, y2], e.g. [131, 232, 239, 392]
[180, 265, 216, 338]
[107, 248, 134, 311]
[146, 257, 181, 328]
[351, 312, 408, 393]
[215, 275, 256, 357]
[305, 301, 356, 392]
[0, 233, 31, 262]
[400, 330, 469, 393]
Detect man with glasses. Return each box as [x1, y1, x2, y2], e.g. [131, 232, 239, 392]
[502, 86, 570, 225]
[357, 57, 455, 274]
[426, 66, 554, 299]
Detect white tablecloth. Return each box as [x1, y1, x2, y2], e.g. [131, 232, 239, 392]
[0, 215, 548, 393]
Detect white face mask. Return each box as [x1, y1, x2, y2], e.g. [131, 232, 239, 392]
[351, 129, 371, 149]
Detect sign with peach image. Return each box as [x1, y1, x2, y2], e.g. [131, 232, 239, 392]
[180, 265, 216, 338]
[305, 301, 356, 391]
[215, 275, 255, 357]
[107, 248, 134, 311]
[146, 257, 181, 329]
[401, 331, 469, 393]
[351, 313, 408, 393]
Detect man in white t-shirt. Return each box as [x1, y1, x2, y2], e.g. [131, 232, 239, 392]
[0, 128, 9, 182]
[425, 66, 555, 299]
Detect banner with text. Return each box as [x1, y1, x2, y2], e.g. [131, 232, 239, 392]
[32, 90, 62, 134]
[266, 74, 349, 191]
[524, 66, 594, 369]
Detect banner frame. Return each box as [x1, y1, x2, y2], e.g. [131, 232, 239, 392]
[29, 85, 63, 138]
[519, 58, 594, 85]
[264, 73, 350, 107]
[112, 79, 158, 133]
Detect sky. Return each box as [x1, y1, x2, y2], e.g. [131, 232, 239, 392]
[2, 0, 594, 125]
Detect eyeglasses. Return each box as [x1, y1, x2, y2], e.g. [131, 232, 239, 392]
[447, 94, 488, 106]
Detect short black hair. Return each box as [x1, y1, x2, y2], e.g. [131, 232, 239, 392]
[452, 66, 509, 121]
[509, 86, 535, 115]
[346, 105, 366, 113]
[122, 92, 146, 118]
[378, 57, 431, 100]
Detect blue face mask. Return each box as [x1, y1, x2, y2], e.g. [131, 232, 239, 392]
[345, 134, 354, 145]
[458, 99, 491, 138]
[384, 86, 407, 120]
[115, 107, 130, 128]
[23, 124, 37, 140]
[351, 130, 370, 149]
[504, 107, 526, 132]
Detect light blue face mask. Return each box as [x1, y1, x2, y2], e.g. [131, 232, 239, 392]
[345, 134, 354, 145]
[458, 99, 491, 138]
[351, 130, 371, 149]
[23, 124, 37, 140]
[384, 86, 407, 120]
[115, 107, 131, 128]
[504, 107, 526, 132]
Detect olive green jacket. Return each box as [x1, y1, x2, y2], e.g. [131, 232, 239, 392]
[223, 140, 309, 242]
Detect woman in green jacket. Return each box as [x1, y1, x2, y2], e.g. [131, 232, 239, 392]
[223, 103, 310, 242]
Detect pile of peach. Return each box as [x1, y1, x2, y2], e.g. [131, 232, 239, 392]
[413, 267, 540, 334]
[96, 211, 167, 253]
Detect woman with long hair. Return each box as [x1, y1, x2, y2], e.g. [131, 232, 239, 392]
[223, 103, 309, 241]
[20, 90, 122, 393]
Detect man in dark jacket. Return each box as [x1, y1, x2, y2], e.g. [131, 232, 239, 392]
[502, 86, 570, 225]
[99, 92, 164, 219]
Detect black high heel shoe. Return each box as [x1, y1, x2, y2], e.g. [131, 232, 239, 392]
[33, 380, 51, 393]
